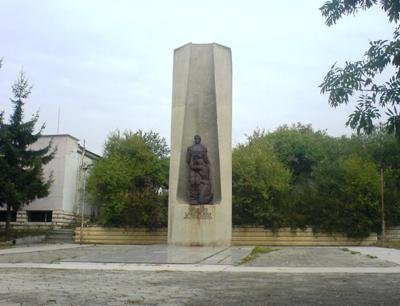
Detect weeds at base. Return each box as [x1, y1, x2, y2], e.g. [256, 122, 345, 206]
[239, 246, 278, 265]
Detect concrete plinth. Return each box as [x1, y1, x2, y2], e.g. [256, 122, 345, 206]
[168, 43, 232, 246]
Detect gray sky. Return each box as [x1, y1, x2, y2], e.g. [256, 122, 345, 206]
[0, 0, 394, 155]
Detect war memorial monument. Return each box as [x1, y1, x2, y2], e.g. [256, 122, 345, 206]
[168, 43, 232, 246]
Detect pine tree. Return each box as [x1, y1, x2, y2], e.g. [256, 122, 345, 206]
[0, 71, 54, 238]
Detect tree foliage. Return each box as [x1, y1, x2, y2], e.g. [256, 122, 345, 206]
[312, 156, 380, 237]
[320, 0, 400, 138]
[232, 124, 400, 238]
[87, 130, 169, 228]
[232, 133, 291, 227]
[0, 71, 54, 236]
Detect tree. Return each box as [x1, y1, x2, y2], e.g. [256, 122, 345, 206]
[258, 124, 337, 229]
[0, 72, 54, 237]
[258, 123, 334, 181]
[312, 156, 380, 237]
[87, 130, 169, 228]
[320, 0, 400, 138]
[232, 132, 291, 227]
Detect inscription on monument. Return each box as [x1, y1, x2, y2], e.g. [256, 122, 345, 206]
[184, 206, 213, 220]
[186, 135, 213, 205]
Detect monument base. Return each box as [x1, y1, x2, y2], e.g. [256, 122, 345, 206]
[168, 203, 231, 246]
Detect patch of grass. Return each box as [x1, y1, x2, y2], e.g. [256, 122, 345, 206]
[239, 246, 277, 265]
[127, 299, 144, 304]
[340, 248, 361, 255]
[0, 242, 13, 249]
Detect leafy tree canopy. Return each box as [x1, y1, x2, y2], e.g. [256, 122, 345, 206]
[87, 130, 169, 228]
[232, 131, 291, 227]
[312, 156, 380, 237]
[232, 124, 400, 237]
[320, 0, 400, 138]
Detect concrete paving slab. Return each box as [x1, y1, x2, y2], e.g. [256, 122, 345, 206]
[62, 245, 232, 264]
[0, 244, 251, 265]
[247, 246, 398, 267]
[1, 244, 399, 270]
[201, 246, 253, 264]
[348, 246, 400, 265]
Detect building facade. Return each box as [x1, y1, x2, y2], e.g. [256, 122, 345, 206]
[0, 134, 99, 229]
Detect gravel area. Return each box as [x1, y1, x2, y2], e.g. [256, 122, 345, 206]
[1, 268, 400, 305]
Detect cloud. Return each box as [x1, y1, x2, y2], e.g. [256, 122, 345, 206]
[0, 1, 394, 154]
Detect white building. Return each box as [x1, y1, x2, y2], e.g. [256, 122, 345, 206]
[0, 134, 100, 229]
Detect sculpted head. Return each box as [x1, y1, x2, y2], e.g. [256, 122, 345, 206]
[194, 134, 201, 144]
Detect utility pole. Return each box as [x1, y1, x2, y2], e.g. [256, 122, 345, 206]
[80, 140, 86, 245]
[57, 106, 60, 134]
[381, 167, 385, 245]
[379, 125, 385, 245]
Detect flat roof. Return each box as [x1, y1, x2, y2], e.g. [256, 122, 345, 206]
[41, 134, 79, 141]
[41, 134, 101, 159]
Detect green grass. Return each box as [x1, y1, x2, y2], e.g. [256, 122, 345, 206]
[340, 247, 360, 255]
[127, 299, 144, 304]
[239, 246, 277, 265]
[341, 246, 379, 259]
[0, 242, 13, 249]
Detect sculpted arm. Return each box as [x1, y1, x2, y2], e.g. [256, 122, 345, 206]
[203, 147, 209, 164]
[186, 147, 192, 167]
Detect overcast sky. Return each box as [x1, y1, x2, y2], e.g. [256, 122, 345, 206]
[0, 1, 394, 155]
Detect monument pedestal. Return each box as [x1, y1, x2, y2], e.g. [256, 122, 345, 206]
[168, 43, 232, 246]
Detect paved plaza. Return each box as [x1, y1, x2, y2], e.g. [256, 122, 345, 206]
[0, 244, 400, 305]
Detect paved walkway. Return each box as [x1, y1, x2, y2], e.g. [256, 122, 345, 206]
[348, 246, 400, 264]
[1, 261, 400, 274]
[0, 243, 91, 255]
[0, 244, 399, 305]
[0, 244, 399, 273]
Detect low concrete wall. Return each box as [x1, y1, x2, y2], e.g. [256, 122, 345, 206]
[386, 226, 400, 242]
[75, 227, 377, 246]
[233, 227, 377, 246]
[75, 227, 167, 244]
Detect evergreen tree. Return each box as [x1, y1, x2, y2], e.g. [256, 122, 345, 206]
[0, 71, 54, 237]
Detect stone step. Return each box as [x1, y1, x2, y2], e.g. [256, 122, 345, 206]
[47, 234, 74, 240]
[45, 229, 75, 243]
[50, 229, 75, 234]
[45, 239, 74, 244]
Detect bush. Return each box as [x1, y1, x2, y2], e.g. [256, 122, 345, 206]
[87, 130, 169, 228]
[232, 133, 291, 228]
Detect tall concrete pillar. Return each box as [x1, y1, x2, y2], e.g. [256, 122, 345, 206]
[168, 43, 232, 246]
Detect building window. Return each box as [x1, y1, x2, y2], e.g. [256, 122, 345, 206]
[27, 211, 53, 222]
[0, 211, 17, 222]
